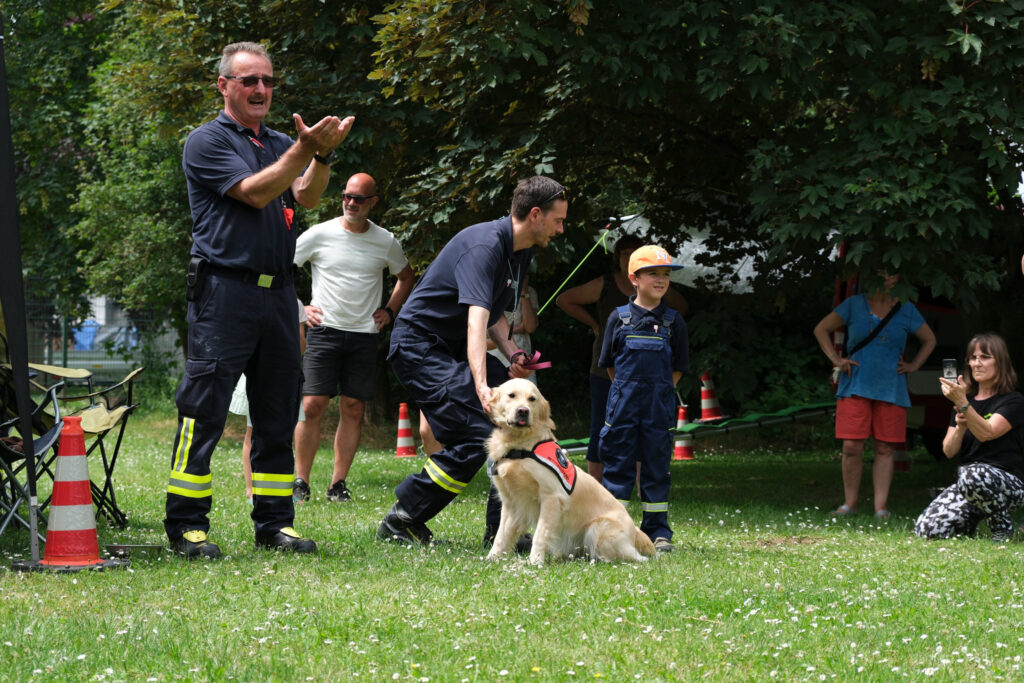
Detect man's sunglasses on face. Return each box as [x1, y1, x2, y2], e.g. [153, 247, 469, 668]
[225, 75, 276, 88]
[343, 194, 377, 204]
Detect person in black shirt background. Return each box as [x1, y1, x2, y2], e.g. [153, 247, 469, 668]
[915, 333, 1024, 541]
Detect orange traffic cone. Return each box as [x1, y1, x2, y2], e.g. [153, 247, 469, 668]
[673, 405, 694, 460]
[15, 417, 127, 572]
[395, 403, 416, 457]
[698, 372, 725, 422]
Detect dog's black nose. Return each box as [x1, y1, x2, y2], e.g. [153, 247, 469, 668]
[514, 406, 531, 424]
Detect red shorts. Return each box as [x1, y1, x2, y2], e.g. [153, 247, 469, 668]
[835, 395, 906, 443]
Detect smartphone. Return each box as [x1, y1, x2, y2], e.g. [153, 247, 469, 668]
[942, 358, 957, 380]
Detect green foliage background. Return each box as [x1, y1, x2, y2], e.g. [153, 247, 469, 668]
[4, 0, 1023, 411]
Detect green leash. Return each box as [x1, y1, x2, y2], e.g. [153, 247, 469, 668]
[536, 227, 612, 316]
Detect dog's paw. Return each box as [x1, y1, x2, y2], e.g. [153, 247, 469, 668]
[528, 552, 546, 566]
[485, 550, 502, 561]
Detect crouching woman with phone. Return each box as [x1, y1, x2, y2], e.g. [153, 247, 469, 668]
[914, 333, 1024, 541]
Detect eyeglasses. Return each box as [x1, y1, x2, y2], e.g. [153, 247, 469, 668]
[224, 75, 276, 88]
[343, 193, 377, 204]
[540, 187, 567, 206]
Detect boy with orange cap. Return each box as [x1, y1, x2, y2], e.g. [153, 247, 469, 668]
[597, 245, 689, 553]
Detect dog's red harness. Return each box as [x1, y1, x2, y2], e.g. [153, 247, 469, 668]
[502, 439, 576, 495]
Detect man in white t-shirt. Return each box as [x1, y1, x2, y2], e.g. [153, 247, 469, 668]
[293, 172, 415, 502]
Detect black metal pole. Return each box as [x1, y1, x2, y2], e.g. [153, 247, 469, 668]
[0, 9, 43, 561]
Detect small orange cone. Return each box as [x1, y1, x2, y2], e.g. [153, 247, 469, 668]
[673, 405, 694, 460]
[15, 417, 127, 572]
[395, 403, 416, 457]
[698, 372, 725, 422]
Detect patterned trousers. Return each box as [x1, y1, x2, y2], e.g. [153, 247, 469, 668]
[914, 463, 1024, 540]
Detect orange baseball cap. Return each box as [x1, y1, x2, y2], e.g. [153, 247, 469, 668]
[628, 245, 684, 275]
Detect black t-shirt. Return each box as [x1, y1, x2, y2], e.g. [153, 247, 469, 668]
[950, 391, 1024, 480]
[395, 217, 532, 344]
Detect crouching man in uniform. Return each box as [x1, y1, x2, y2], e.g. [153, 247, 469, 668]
[378, 176, 567, 545]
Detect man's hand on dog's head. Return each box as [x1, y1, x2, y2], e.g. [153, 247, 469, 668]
[476, 383, 492, 415]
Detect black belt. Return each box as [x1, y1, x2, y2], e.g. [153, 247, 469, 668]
[207, 264, 292, 290]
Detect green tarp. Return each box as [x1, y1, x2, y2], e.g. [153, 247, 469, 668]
[559, 402, 835, 453]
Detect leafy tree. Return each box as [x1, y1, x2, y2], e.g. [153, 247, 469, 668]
[41, 0, 1024, 411]
[371, 0, 1022, 283]
[2, 1, 113, 323]
[72, 0, 430, 347]
[369, 0, 1024, 403]
[71, 3, 219, 348]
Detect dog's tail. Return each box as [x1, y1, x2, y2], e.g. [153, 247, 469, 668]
[634, 527, 656, 558]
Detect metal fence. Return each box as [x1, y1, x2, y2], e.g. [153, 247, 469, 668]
[25, 299, 182, 384]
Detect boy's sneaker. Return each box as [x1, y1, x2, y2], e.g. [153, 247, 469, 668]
[169, 530, 222, 560]
[292, 477, 311, 503]
[377, 502, 433, 545]
[326, 479, 352, 502]
[654, 537, 674, 553]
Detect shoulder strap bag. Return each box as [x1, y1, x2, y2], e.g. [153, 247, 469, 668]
[831, 302, 902, 387]
[845, 302, 902, 357]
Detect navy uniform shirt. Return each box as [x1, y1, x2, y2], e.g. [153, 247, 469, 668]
[396, 217, 532, 345]
[597, 298, 690, 374]
[182, 111, 298, 274]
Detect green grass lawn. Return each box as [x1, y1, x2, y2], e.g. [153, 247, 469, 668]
[3, 406, 1024, 681]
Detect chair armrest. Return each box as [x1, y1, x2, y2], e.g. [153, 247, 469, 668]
[59, 367, 145, 403]
[1, 379, 63, 447]
[27, 363, 94, 381]
[5, 362, 94, 397]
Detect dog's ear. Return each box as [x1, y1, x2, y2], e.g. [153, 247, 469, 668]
[487, 385, 504, 425]
[536, 388, 556, 431]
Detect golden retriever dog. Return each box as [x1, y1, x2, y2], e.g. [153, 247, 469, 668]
[485, 378, 656, 565]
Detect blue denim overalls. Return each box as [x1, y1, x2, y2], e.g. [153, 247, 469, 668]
[598, 303, 677, 541]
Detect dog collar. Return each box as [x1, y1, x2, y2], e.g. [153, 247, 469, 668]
[503, 439, 576, 495]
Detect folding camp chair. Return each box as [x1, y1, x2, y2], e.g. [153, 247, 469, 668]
[5, 363, 144, 528]
[33, 365, 144, 528]
[0, 365, 63, 541]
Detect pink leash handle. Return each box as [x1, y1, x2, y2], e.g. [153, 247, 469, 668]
[521, 350, 551, 371]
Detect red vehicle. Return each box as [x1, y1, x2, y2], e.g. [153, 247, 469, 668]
[905, 296, 968, 458]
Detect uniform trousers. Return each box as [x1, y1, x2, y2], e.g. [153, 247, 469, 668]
[164, 273, 301, 538]
[388, 321, 507, 525]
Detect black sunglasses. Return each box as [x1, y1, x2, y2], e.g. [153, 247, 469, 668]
[343, 193, 377, 204]
[225, 75, 276, 88]
[540, 187, 567, 206]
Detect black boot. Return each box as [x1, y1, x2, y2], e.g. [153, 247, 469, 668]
[377, 502, 434, 545]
